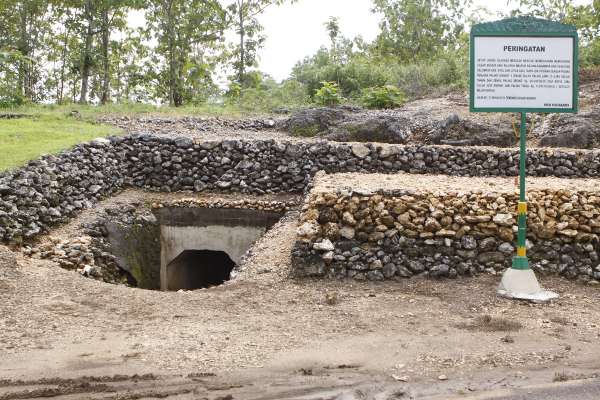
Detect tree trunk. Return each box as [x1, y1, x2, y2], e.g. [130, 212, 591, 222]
[116, 59, 122, 103]
[17, 6, 28, 99]
[58, 28, 69, 104]
[238, 0, 245, 86]
[79, 0, 94, 104]
[164, 0, 178, 107]
[100, 8, 110, 105]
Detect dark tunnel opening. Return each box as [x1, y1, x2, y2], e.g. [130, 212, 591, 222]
[166, 250, 236, 291]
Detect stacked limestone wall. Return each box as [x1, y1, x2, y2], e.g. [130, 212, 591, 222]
[3, 134, 600, 242]
[291, 173, 600, 283]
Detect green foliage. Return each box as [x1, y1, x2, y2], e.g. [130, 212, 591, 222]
[293, 50, 389, 98]
[372, 0, 471, 61]
[226, 72, 309, 112]
[509, 0, 600, 67]
[314, 81, 344, 107]
[145, 0, 227, 107]
[0, 91, 26, 109]
[361, 85, 406, 109]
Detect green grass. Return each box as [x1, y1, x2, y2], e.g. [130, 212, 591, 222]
[0, 101, 282, 172]
[13, 102, 267, 121]
[0, 113, 123, 171]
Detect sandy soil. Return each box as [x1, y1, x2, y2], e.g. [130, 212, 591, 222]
[312, 172, 600, 195]
[2, 191, 600, 398]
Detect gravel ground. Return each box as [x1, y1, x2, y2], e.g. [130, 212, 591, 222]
[312, 172, 600, 195]
[1, 191, 600, 398]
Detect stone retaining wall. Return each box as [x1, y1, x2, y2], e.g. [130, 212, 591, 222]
[291, 173, 600, 283]
[3, 134, 600, 242]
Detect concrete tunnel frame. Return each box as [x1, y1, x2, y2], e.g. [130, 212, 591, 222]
[156, 207, 283, 291]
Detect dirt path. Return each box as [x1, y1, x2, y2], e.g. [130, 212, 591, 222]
[2, 193, 600, 398]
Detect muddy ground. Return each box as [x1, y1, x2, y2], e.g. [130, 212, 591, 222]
[1, 191, 600, 399]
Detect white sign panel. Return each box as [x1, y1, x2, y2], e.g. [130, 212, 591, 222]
[473, 36, 574, 110]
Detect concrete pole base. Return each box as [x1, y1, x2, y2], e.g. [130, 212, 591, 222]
[497, 268, 559, 303]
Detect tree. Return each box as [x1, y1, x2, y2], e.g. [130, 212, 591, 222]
[324, 16, 340, 63]
[371, 0, 471, 61]
[0, 0, 50, 102]
[510, 0, 600, 65]
[226, 0, 293, 88]
[146, 0, 227, 106]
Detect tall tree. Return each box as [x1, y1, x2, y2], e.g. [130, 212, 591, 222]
[0, 0, 50, 101]
[226, 0, 292, 87]
[324, 16, 340, 63]
[371, 0, 470, 61]
[146, 0, 226, 106]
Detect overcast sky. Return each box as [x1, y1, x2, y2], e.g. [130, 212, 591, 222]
[253, 0, 591, 81]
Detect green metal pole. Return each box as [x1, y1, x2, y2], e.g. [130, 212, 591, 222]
[512, 112, 529, 270]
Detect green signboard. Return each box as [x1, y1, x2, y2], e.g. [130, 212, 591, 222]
[470, 16, 579, 114]
[470, 17, 579, 275]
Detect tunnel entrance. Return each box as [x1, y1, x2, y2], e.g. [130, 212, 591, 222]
[166, 250, 236, 291]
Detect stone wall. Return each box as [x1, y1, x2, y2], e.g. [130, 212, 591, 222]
[291, 173, 600, 283]
[3, 134, 600, 243]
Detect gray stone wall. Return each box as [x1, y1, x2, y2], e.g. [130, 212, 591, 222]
[291, 189, 600, 283]
[3, 134, 600, 243]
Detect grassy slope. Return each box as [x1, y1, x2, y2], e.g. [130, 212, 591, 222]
[0, 102, 261, 172]
[0, 112, 122, 171]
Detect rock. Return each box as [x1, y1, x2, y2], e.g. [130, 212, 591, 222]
[539, 107, 599, 149]
[424, 217, 442, 232]
[89, 185, 102, 194]
[318, 207, 339, 223]
[351, 144, 371, 159]
[329, 116, 410, 144]
[430, 264, 450, 278]
[479, 238, 497, 251]
[478, 251, 505, 264]
[559, 229, 578, 237]
[493, 213, 514, 226]
[367, 270, 385, 281]
[322, 251, 334, 263]
[407, 260, 425, 273]
[442, 113, 460, 128]
[91, 137, 111, 146]
[383, 263, 397, 278]
[342, 212, 357, 226]
[370, 259, 383, 270]
[297, 222, 320, 238]
[174, 137, 193, 148]
[397, 265, 413, 278]
[340, 226, 356, 239]
[498, 242, 514, 254]
[281, 107, 347, 136]
[313, 239, 335, 252]
[379, 145, 400, 158]
[0, 185, 13, 195]
[461, 235, 477, 250]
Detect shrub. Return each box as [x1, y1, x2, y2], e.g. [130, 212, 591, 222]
[361, 85, 406, 109]
[314, 81, 344, 107]
[0, 90, 26, 108]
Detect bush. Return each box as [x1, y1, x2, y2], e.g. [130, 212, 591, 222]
[0, 90, 26, 109]
[389, 56, 466, 98]
[293, 50, 389, 99]
[314, 81, 344, 107]
[361, 85, 406, 109]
